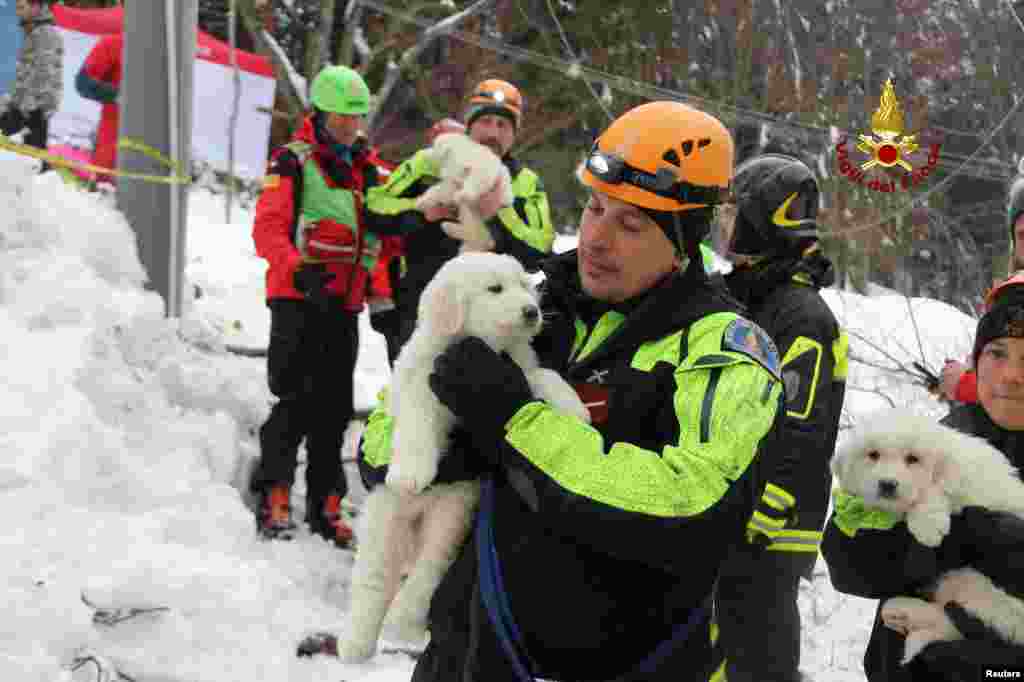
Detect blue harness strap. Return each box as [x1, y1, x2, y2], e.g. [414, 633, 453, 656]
[476, 476, 710, 682]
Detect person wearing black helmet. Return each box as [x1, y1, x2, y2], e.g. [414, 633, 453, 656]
[711, 152, 847, 682]
[939, 174, 1024, 404]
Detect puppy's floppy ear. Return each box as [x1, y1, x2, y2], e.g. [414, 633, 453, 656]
[420, 278, 465, 337]
[930, 439, 963, 491]
[831, 445, 852, 484]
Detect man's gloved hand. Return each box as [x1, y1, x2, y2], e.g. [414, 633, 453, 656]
[293, 263, 336, 311]
[428, 336, 534, 438]
[369, 305, 400, 340]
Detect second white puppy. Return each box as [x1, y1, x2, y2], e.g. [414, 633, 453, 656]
[831, 407, 1024, 547]
[415, 132, 515, 253]
[336, 252, 590, 662]
[881, 566, 1024, 664]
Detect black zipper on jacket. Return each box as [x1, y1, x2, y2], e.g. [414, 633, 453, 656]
[700, 368, 722, 442]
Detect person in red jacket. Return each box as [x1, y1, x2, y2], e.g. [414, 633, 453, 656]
[250, 65, 394, 547]
[74, 32, 122, 184]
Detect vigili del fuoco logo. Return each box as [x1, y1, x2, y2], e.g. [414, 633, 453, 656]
[834, 78, 941, 193]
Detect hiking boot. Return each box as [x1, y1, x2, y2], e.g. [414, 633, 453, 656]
[257, 485, 296, 540]
[309, 493, 355, 548]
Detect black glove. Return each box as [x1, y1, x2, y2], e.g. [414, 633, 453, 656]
[370, 306, 400, 339]
[0, 107, 26, 137]
[918, 636, 1024, 677]
[944, 602, 1001, 642]
[428, 336, 534, 438]
[293, 264, 336, 311]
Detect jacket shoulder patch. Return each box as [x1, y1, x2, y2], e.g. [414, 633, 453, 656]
[722, 317, 781, 378]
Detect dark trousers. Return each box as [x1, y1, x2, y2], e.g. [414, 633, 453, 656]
[0, 107, 49, 152]
[252, 298, 359, 513]
[712, 544, 815, 682]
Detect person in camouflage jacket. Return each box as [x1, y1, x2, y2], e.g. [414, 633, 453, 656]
[1, 0, 62, 153]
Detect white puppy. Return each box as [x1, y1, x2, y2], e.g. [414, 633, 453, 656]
[415, 132, 515, 253]
[831, 408, 1024, 547]
[336, 252, 590, 662]
[881, 567, 1024, 663]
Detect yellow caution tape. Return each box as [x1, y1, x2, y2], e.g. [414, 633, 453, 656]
[0, 134, 192, 185]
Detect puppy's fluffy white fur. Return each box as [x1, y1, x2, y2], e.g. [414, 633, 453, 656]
[415, 132, 515, 253]
[833, 408, 1024, 664]
[336, 253, 590, 662]
[831, 408, 1024, 547]
[881, 567, 1024, 663]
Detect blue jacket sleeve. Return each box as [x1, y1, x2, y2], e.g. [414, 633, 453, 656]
[75, 68, 118, 104]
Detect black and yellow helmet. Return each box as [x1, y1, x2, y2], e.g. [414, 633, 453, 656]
[729, 153, 819, 256]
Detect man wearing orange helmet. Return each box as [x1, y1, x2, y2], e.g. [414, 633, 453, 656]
[354, 101, 785, 680]
[365, 78, 554, 353]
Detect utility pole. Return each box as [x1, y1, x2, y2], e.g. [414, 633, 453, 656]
[117, 0, 197, 318]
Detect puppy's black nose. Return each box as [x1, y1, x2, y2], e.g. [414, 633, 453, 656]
[522, 305, 540, 323]
[877, 479, 898, 498]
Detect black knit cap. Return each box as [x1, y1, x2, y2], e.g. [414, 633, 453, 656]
[973, 285, 1024, 365]
[641, 207, 713, 264]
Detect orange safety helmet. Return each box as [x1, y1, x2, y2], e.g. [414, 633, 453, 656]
[464, 79, 524, 130]
[579, 101, 733, 213]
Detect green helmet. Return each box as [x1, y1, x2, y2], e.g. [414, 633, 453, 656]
[310, 65, 370, 116]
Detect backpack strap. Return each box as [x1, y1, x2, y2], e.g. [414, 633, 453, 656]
[281, 141, 313, 244]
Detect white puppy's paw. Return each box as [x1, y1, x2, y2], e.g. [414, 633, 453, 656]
[335, 634, 377, 663]
[527, 368, 591, 424]
[386, 457, 439, 495]
[905, 508, 951, 547]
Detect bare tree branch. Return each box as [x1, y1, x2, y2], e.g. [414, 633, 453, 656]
[366, 0, 499, 136]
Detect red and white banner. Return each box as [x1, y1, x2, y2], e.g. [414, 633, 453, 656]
[49, 5, 277, 179]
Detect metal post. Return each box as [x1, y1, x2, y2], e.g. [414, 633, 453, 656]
[117, 0, 197, 318]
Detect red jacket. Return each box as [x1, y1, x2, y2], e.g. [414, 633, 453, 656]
[252, 118, 385, 312]
[81, 34, 123, 177]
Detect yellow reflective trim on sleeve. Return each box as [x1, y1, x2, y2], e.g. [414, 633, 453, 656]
[833, 331, 849, 381]
[780, 336, 822, 420]
[365, 149, 437, 216]
[709, 660, 726, 682]
[499, 168, 554, 253]
[360, 397, 395, 469]
[709, 620, 719, 645]
[763, 482, 796, 510]
[766, 529, 824, 553]
[748, 510, 787, 533]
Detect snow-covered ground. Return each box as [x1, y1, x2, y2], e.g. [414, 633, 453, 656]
[0, 151, 978, 681]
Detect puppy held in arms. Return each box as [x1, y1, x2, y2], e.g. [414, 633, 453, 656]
[880, 566, 1024, 664]
[415, 132, 515, 253]
[335, 252, 590, 662]
[831, 408, 1024, 548]
[832, 408, 1024, 663]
